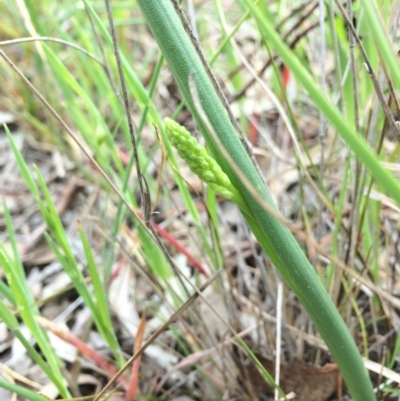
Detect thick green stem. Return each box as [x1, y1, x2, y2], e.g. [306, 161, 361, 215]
[136, 1, 376, 400]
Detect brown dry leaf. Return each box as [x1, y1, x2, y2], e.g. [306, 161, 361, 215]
[237, 353, 339, 401]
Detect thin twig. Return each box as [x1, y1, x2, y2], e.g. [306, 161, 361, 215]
[230, 1, 319, 102]
[279, 0, 313, 27]
[228, 1, 318, 81]
[0, 37, 104, 66]
[344, 3, 362, 269]
[104, 0, 145, 202]
[315, 0, 328, 256]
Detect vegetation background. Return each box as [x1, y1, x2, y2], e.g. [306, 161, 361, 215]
[0, 0, 400, 400]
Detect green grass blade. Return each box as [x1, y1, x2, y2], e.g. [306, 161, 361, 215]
[0, 379, 47, 401]
[0, 210, 69, 397]
[78, 226, 124, 341]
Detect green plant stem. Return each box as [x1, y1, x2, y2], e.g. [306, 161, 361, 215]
[136, 2, 376, 401]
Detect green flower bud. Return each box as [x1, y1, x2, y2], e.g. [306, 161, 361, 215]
[164, 118, 252, 218]
[165, 118, 234, 197]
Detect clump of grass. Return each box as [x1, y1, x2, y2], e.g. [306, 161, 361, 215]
[0, 1, 400, 401]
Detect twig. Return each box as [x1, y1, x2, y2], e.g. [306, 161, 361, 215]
[344, 3, 362, 269]
[0, 37, 104, 66]
[315, 0, 328, 256]
[230, 1, 319, 102]
[104, 0, 145, 204]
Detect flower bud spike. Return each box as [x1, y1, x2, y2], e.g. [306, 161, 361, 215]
[164, 118, 252, 217]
